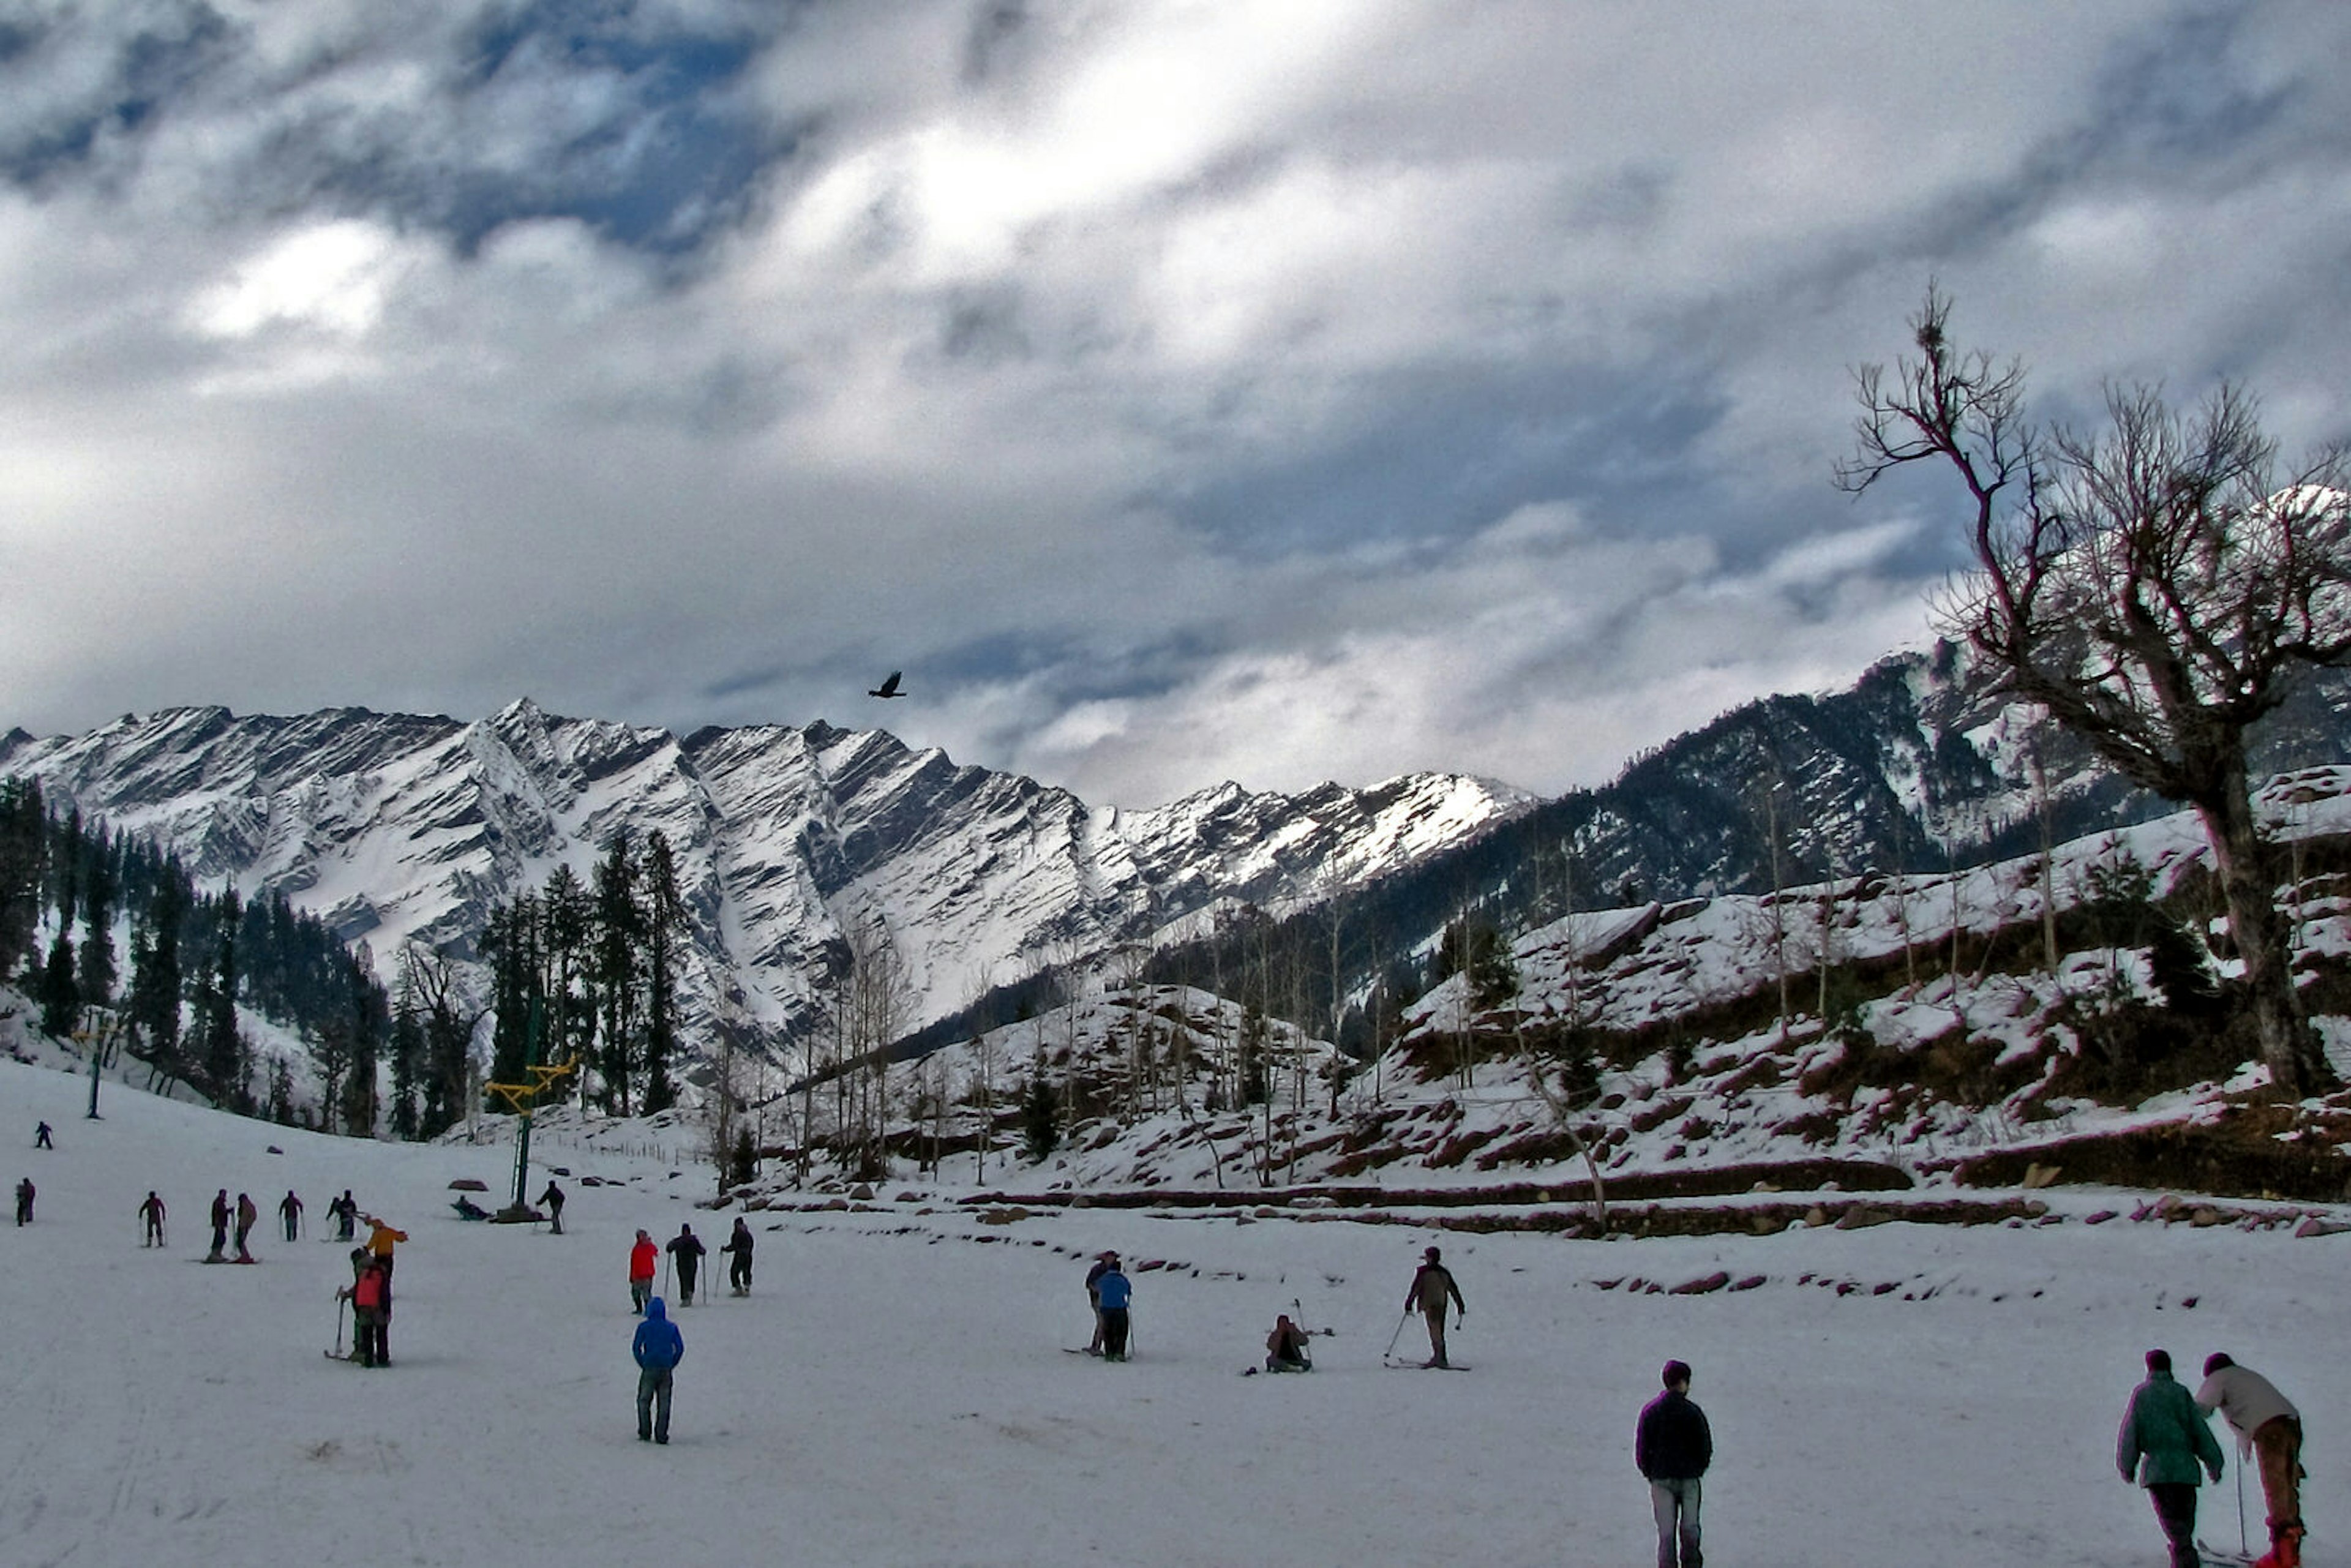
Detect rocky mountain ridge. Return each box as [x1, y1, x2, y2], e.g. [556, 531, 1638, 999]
[0, 700, 1532, 1056]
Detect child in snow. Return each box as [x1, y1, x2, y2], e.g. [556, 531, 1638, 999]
[1637, 1360, 1712, 1568]
[2119, 1348, 2224, 1568]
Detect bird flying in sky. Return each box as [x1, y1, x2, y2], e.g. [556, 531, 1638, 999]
[868, 671, 905, 699]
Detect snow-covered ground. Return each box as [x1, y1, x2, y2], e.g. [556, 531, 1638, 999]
[2, 1048, 2343, 1568]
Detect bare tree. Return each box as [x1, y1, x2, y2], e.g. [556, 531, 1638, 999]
[1841, 287, 2351, 1094]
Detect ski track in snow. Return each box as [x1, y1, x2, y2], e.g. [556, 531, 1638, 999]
[1, 1052, 2345, 1567]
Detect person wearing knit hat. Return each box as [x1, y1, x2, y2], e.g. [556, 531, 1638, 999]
[1637, 1360, 1711, 1568]
[2195, 1354, 2306, 1568]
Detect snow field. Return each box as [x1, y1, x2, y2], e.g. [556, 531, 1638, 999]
[1, 1053, 2344, 1567]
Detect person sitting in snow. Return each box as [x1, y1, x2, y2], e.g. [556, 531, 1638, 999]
[1264, 1314, 1312, 1373]
[2119, 1348, 2225, 1568]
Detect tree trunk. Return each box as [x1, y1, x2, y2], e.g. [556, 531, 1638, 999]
[2195, 785, 2331, 1097]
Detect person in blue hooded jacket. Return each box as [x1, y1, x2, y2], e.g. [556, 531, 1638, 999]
[632, 1297, 685, 1444]
[1094, 1259, 1133, 1361]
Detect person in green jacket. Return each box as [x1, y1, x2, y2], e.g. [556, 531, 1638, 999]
[2118, 1348, 2225, 1568]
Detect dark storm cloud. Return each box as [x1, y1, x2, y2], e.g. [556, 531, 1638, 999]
[3, 1, 2350, 805]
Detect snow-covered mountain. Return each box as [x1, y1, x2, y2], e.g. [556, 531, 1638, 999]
[0, 701, 1533, 1051]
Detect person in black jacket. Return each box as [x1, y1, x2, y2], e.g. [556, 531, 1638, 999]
[1636, 1359, 1712, 1568]
[719, 1218, 754, 1295]
[666, 1224, 707, 1305]
[538, 1180, 565, 1234]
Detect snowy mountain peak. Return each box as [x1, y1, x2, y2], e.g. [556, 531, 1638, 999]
[3, 703, 1534, 1052]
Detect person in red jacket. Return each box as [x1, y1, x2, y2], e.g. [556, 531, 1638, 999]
[339, 1256, 392, 1368]
[629, 1230, 658, 1315]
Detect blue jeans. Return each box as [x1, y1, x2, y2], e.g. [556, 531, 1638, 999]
[1650, 1477, 1701, 1568]
[636, 1368, 673, 1441]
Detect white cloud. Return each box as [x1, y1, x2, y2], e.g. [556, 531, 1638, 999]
[2, 0, 2348, 815]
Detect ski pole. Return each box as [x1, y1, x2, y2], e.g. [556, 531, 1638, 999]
[2237, 1443, 2249, 1558]
[331, 1296, 347, 1358]
[662, 1253, 672, 1304]
[1383, 1308, 1411, 1362]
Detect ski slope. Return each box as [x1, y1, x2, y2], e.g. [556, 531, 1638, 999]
[0, 1051, 2342, 1568]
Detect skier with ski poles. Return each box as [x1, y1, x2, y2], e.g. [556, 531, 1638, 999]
[278, 1190, 303, 1244]
[719, 1217, 753, 1296]
[337, 1255, 391, 1367]
[629, 1230, 658, 1315]
[666, 1223, 707, 1307]
[138, 1191, 165, 1247]
[1403, 1245, 1465, 1368]
[2196, 1353, 2307, 1568]
[2120, 1348, 2225, 1568]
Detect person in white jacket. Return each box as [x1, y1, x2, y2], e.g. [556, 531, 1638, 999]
[2195, 1354, 2305, 1568]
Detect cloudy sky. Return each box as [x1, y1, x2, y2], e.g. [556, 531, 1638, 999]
[3, 2, 2349, 805]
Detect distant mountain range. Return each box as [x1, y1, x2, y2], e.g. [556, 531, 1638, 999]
[0, 701, 1529, 1049]
[9, 642, 2349, 1069]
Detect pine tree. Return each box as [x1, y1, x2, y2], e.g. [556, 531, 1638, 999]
[37, 929, 79, 1039]
[640, 831, 686, 1115]
[124, 869, 186, 1076]
[0, 776, 45, 982]
[77, 828, 118, 1008]
[1021, 1055, 1059, 1164]
[591, 830, 643, 1115]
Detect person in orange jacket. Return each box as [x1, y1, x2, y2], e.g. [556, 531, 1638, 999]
[361, 1214, 408, 1281]
[629, 1229, 658, 1315]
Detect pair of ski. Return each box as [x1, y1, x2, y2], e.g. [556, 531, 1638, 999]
[2197, 1544, 2255, 1567]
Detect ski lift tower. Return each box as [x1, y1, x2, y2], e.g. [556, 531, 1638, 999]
[482, 1000, 575, 1220]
